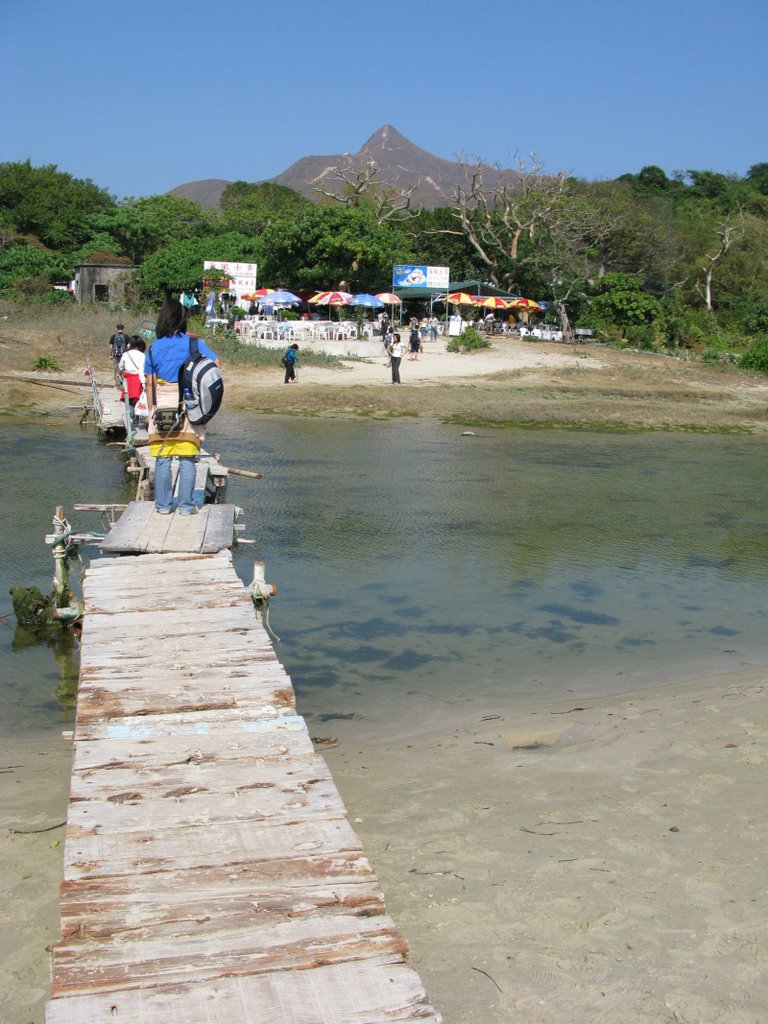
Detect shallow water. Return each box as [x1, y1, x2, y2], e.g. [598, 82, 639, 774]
[3, 413, 768, 739]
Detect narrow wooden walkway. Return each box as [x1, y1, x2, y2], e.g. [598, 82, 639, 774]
[99, 501, 237, 554]
[46, 550, 440, 1022]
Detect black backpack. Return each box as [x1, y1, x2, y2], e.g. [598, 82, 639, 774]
[112, 331, 128, 359]
[179, 337, 223, 425]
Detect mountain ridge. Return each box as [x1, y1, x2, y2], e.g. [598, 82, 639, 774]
[168, 125, 511, 209]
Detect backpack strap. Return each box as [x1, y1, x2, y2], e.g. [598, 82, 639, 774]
[178, 335, 201, 404]
[147, 345, 158, 408]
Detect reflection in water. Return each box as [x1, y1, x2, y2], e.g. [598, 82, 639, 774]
[11, 624, 80, 716]
[3, 413, 768, 739]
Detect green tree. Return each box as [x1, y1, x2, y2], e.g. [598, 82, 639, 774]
[86, 195, 214, 264]
[0, 243, 72, 294]
[258, 206, 413, 292]
[407, 207, 487, 281]
[585, 273, 662, 333]
[0, 160, 114, 251]
[218, 182, 310, 236]
[746, 163, 768, 196]
[138, 233, 260, 301]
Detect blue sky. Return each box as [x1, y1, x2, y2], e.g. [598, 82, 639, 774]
[1, 0, 766, 200]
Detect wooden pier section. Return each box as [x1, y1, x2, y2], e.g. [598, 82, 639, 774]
[46, 543, 440, 1019]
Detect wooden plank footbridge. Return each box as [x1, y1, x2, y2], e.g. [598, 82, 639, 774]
[45, 445, 440, 1023]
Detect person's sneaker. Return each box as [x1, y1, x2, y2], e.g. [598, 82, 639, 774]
[179, 507, 199, 517]
[156, 507, 174, 515]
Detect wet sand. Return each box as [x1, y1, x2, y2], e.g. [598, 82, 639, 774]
[4, 669, 767, 1023]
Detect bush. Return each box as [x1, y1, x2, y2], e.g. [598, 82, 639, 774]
[624, 324, 658, 349]
[701, 347, 722, 363]
[446, 327, 491, 353]
[659, 299, 717, 350]
[740, 301, 768, 336]
[740, 337, 768, 374]
[32, 355, 61, 372]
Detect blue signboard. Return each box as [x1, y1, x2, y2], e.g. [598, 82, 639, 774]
[392, 265, 450, 289]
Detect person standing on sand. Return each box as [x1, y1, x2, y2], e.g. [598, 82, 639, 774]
[388, 332, 404, 383]
[409, 323, 421, 361]
[144, 299, 219, 516]
[282, 343, 299, 383]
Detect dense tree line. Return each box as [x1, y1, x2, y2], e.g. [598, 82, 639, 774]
[1, 157, 767, 352]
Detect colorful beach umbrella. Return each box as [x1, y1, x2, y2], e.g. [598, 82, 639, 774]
[476, 295, 511, 310]
[445, 292, 477, 306]
[374, 292, 402, 305]
[309, 291, 354, 305]
[349, 293, 385, 308]
[262, 289, 301, 305]
[508, 297, 542, 311]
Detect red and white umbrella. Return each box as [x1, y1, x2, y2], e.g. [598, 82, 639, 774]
[308, 290, 353, 306]
[374, 292, 401, 305]
[476, 295, 511, 310]
[445, 291, 477, 306]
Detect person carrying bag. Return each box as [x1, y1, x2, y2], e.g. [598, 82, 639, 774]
[144, 299, 220, 516]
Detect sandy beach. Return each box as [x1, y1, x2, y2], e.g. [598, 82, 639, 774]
[2, 330, 768, 1022]
[3, 669, 767, 1023]
[320, 669, 768, 1023]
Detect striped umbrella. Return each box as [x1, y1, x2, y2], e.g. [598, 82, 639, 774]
[508, 297, 542, 311]
[308, 290, 353, 306]
[445, 292, 477, 306]
[374, 292, 401, 305]
[476, 295, 511, 310]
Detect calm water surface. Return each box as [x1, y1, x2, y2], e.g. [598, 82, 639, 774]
[3, 412, 768, 739]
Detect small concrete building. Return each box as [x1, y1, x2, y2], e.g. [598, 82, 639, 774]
[73, 263, 136, 305]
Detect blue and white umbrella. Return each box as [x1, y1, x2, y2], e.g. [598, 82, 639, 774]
[261, 289, 301, 306]
[349, 293, 385, 308]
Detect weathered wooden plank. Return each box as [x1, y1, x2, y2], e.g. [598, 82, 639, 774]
[63, 815, 363, 880]
[47, 958, 439, 1024]
[88, 549, 234, 573]
[69, 712, 313, 753]
[203, 506, 240, 552]
[57, 852, 380, 935]
[52, 911, 406, 995]
[82, 602, 257, 634]
[67, 755, 345, 834]
[74, 682, 294, 723]
[98, 501, 152, 546]
[99, 502, 236, 554]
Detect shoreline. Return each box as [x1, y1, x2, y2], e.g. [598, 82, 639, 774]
[4, 664, 767, 1023]
[3, 335, 768, 434]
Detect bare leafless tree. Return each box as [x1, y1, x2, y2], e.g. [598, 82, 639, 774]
[695, 212, 744, 311]
[314, 160, 419, 223]
[430, 153, 571, 288]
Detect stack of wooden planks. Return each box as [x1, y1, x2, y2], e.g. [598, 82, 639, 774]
[46, 550, 440, 1022]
